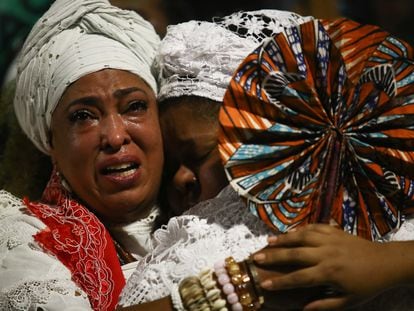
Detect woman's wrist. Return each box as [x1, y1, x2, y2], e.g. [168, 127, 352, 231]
[177, 256, 264, 311]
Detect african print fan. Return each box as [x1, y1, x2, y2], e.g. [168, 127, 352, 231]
[219, 18, 414, 240]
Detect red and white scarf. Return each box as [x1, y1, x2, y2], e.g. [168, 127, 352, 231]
[24, 169, 125, 310]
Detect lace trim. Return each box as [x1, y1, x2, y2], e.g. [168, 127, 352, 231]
[0, 279, 76, 311]
[157, 10, 314, 103]
[119, 186, 271, 306]
[0, 218, 37, 250]
[0, 190, 25, 219]
[214, 9, 313, 44]
[0, 191, 31, 250]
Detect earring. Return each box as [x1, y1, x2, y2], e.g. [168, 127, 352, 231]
[56, 170, 72, 193]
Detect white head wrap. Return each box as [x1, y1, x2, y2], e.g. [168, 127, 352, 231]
[157, 9, 313, 102]
[14, 0, 160, 154]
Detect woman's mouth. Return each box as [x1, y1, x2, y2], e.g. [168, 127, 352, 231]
[98, 155, 142, 189]
[102, 162, 139, 177]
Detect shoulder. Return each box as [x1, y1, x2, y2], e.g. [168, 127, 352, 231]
[0, 189, 25, 215]
[0, 190, 91, 310]
[0, 189, 46, 240]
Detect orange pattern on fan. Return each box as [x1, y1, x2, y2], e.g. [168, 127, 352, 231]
[219, 19, 414, 240]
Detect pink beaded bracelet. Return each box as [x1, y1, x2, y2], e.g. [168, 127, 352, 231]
[214, 259, 243, 311]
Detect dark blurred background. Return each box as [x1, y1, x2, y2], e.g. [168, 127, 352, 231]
[1, 0, 414, 88]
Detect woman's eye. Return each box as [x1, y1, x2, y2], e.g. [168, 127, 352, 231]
[69, 110, 94, 122]
[128, 100, 148, 113]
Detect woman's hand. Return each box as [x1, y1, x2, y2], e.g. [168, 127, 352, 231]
[252, 224, 414, 310]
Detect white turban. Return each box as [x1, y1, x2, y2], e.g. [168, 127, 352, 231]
[14, 0, 160, 154]
[157, 9, 313, 103]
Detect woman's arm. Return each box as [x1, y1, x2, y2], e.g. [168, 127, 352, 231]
[117, 297, 173, 311]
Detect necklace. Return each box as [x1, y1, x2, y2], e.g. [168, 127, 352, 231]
[112, 238, 137, 265]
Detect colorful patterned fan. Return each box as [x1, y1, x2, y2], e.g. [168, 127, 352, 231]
[219, 18, 414, 240]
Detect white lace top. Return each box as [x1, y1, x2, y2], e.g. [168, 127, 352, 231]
[119, 185, 414, 308]
[119, 186, 272, 307]
[0, 189, 158, 310]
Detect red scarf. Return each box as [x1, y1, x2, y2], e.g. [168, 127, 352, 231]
[24, 170, 125, 310]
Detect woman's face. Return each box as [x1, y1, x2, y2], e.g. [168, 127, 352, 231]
[160, 101, 228, 215]
[50, 69, 163, 224]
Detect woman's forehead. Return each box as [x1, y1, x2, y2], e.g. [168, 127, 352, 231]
[56, 69, 155, 107]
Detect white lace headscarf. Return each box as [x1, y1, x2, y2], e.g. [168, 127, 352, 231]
[14, 0, 160, 154]
[157, 9, 313, 103]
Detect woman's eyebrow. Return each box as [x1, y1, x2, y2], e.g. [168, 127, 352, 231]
[113, 87, 145, 98]
[64, 87, 146, 111]
[67, 96, 98, 108]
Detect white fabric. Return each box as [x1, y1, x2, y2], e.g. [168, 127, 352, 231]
[156, 10, 313, 102]
[14, 0, 160, 154]
[119, 185, 414, 308]
[110, 206, 159, 260]
[110, 206, 159, 280]
[156, 21, 257, 102]
[119, 186, 272, 306]
[383, 216, 414, 242]
[0, 190, 90, 310]
[0, 190, 158, 310]
[213, 9, 313, 44]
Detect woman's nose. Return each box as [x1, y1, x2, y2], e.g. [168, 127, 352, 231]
[100, 114, 131, 152]
[172, 164, 198, 194]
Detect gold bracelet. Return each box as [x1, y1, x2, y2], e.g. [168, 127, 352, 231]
[245, 257, 264, 306]
[224, 257, 261, 311]
[225, 256, 243, 286]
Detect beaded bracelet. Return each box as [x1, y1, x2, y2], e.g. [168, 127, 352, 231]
[244, 257, 264, 306]
[225, 257, 262, 311]
[199, 268, 228, 311]
[214, 259, 242, 311]
[237, 261, 262, 311]
[171, 283, 186, 311]
[179, 276, 211, 311]
[179, 257, 264, 311]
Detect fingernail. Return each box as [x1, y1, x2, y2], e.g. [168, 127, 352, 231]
[267, 235, 278, 245]
[253, 253, 266, 263]
[260, 280, 272, 289]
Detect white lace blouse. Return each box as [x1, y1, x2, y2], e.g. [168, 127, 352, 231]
[119, 186, 272, 307]
[0, 190, 158, 310]
[119, 185, 414, 308]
